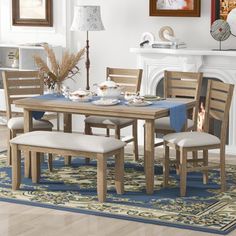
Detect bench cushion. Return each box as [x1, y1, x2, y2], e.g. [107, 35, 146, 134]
[10, 131, 126, 153]
[85, 116, 133, 126]
[163, 131, 220, 148]
[155, 117, 194, 131]
[8, 117, 53, 130]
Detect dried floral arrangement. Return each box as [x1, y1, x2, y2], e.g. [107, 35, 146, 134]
[34, 45, 85, 89]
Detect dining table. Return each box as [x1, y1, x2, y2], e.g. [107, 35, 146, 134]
[14, 94, 196, 195]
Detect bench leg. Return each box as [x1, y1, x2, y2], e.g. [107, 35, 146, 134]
[115, 149, 124, 194]
[32, 152, 41, 184]
[97, 155, 107, 203]
[12, 144, 21, 190]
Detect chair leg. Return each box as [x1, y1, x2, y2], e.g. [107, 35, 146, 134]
[114, 126, 120, 139]
[106, 128, 110, 137]
[84, 123, 92, 164]
[84, 123, 92, 135]
[115, 149, 124, 194]
[7, 129, 12, 166]
[176, 150, 180, 175]
[192, 151, 198, 167]
[203, 150, 209, 184]
[220, 147, 226, 191]
[163, 143, 170, 187]
[97, 154, 107, 203]
[31, 152, 41, 184]
[180, 149, 187, 197]
[24, 150, 31, 178]
[132, 120, 139, 161]
[12, 144, 21, 190]
[48, 154, 53, 172]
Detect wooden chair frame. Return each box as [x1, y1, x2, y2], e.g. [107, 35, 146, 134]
[2, 70, 53, 169]
[163, 80, 234, 196]
[85, 67, 143, 161]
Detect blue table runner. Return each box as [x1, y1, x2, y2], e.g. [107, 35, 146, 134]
[33, 94, 187, 132]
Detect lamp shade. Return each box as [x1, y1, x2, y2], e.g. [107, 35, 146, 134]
[70, 5, 105, 31]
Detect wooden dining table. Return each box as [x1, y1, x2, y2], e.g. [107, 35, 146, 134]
[14, 95, 196, 195]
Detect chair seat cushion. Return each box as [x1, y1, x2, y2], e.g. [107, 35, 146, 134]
[155, 117, 194, 131]
[85, 116, 134, 126]
[163, 131, 221, 148]
[7, 117, 53, 130]
[10, 131, 126, 153]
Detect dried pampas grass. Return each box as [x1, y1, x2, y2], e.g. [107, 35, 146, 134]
[34, 44, 85, 88]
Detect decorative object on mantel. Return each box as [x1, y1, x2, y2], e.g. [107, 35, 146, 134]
[12, 0, 53, 27]
[211, 0, 236, 42]
[210, 19, 232, 51]
[150, 0, 201, 17]
[154, 26, 187, 49]
[140, 32, 155, 47]
[71, 5, 105, 91]
[34, 45, 85, 93]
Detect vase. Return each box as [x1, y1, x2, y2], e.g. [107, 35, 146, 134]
[54, 82, 62, 96]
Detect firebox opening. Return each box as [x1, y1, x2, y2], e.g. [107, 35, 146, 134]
[156, 77, 229, 145]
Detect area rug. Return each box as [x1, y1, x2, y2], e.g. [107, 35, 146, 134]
[0, 152, 236, 235]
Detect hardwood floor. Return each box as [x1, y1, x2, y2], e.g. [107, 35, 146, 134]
[0, 125, 236, 236]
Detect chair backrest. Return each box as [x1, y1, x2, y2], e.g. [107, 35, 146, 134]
[164, 70, 203, 130]
[204, 80, 234, 145]
[106, 67, 143, 93]
[2, 70, 43, 120]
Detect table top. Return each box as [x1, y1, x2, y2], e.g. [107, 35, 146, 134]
[14, 95, 196, 120]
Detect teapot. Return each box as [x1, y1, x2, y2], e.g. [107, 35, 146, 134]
[95, 78, 121, 99]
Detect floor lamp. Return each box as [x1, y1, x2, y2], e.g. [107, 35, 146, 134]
[71, 5, 105, 91]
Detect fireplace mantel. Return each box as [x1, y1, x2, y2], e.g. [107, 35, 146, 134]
[130, 47, 236, 154]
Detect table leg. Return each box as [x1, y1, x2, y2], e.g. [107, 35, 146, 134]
[144, 119, 154, 195]
[24, 110, 33, 178]
[64, 113, 72, 165]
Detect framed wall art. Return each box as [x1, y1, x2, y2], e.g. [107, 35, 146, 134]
[211, 0, 236, 23]
[150, 0, 201, 17]
[12, 0, 53, 27]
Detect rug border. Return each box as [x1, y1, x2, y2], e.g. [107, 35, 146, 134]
[0, 197, 234, 235]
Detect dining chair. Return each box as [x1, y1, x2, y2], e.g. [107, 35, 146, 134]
[2, 70, 53, 170]
[155, 70, 203, 142]
[84, 67, 143, 161]
[153, 71, 203, 173]
[163, 80, 234, 196]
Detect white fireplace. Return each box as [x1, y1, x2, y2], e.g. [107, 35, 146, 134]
[130, 48, 236, 155]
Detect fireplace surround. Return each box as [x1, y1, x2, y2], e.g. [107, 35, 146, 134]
[130, 48, 236, 154]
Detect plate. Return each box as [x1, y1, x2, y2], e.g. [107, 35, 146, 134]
[143, 95, 165, 101]
[92, 99, 120, 106]
[125, 101, 152, 107]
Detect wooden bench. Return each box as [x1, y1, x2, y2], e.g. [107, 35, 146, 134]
[10, 131, 126, 203]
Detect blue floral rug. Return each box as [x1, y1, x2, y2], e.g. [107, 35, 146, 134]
[0, 152, 236, 235]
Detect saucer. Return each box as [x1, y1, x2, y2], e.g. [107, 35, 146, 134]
[125, 101, 152, 107]
[92, 99, 120, 106]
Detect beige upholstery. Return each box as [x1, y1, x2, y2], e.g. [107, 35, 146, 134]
[8, 117, 53, 130]
[10, 131, 126, 153]
[155, 117, 194, 131]
[85, 116, 133, 126]
[163, 131, 220, 148]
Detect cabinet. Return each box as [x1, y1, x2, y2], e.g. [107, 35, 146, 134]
[0, 44, 61, 123]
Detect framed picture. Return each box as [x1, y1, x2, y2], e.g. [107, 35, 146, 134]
[12, 0, 53, 27]
[150, 0, 201, 17]
[211, 0, 236, 23]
